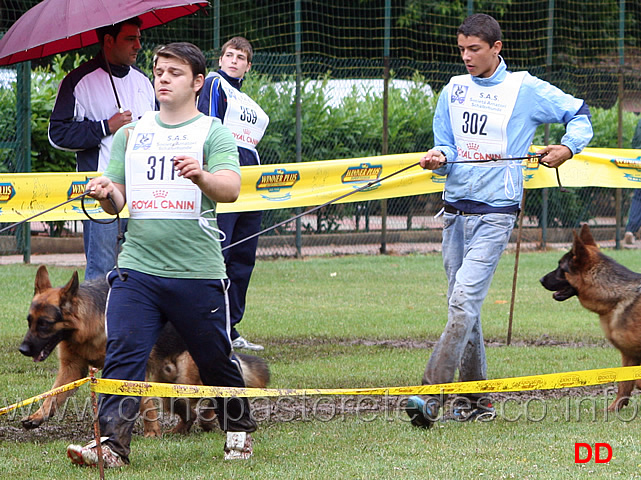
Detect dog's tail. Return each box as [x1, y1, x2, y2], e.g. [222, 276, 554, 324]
[236, 353, 270, 388]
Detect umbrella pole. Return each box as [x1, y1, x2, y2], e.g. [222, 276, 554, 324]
[103, 47, 123, 112]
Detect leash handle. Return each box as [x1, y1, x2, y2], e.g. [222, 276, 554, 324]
[81, 193, 128, 282]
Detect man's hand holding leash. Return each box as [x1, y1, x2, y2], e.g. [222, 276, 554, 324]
[535, 144, 573, 168]
[420, 149, 447, 170]
[86, 176, 125, 214]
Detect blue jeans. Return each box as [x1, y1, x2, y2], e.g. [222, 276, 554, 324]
[218, 211, 262, 340]
[82, 219, 127, 281]
[422, 212, 516, 390]
[98, 269, 256, 462]
[625, 189, 641, 234]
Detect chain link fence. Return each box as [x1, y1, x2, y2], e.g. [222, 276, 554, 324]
[1, 0, 641, 258]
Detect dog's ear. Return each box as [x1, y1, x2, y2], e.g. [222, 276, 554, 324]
[34, 265, 52, 295]
[571, 229, 590, 267]
[578, 223, 597, 246]
[59, 271, 80, 305]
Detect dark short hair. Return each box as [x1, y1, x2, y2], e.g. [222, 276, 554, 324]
[97, 17, 142, 45]
[220, 36, 253, 63]
[457, 13, 502, 46]
[153, 42, 207, 80]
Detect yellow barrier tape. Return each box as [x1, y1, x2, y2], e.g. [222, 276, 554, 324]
[90, 366, 641, 398]
[0, 377, 90, 417]
[1, 147, 640, 222]
[2, 366, 638, 417]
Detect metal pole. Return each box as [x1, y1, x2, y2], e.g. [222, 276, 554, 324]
[615, 0, 625, 249]
[294, 0, 302, 257]
[540, 0, 555, 250]
[17, 61, 31, 263]
[380, 0, 391, 254]
[213, 0, 220, 53]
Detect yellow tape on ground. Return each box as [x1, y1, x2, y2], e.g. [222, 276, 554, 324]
[0, 377, 90, 417]
[90, 366, 641, 398]
[2, 366, 639, 417]
[1, 147, 640, 222]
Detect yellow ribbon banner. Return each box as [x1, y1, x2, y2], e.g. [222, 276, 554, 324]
[0, 377, 89, 416]
[90, 365, 641, 398]
[1, 147, 640, 223]
[2, 366, 639, 417]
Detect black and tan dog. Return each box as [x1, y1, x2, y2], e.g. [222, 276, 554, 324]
[540, 224, 641, 411]
[19, 265, 269, 435]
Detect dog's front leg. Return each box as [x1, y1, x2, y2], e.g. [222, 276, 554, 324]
[141, 396, 163, 437]
[609, 380, 634, 411]
[608, 354, 637, 412]
[21, 359, 88, 429]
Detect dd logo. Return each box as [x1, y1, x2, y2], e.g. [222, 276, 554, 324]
[574, 443, 613, 464]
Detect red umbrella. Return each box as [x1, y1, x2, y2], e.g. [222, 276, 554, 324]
[0, 0, 210, 66]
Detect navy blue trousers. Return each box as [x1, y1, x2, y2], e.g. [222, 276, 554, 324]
[98, 269, 256, 462]
[218, 210, 262, 340]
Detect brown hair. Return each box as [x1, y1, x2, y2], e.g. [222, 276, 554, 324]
[457, 13, 502, 47]
[153, 42, 206, 79]
[220, 37, 253, 63]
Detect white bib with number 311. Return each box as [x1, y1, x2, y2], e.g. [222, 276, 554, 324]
[125, 112, 213, 220]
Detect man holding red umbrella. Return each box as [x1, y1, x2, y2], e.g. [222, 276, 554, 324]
[48, 16, 156, 281]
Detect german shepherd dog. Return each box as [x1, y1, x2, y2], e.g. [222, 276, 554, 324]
[19, 265, 269, 435]
[540, 224, 641, 411]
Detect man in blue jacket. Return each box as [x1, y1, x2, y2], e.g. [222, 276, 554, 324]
[48, 17, 156, 281]
[197, 37, 269, 351]
[406, 13, 593, 427]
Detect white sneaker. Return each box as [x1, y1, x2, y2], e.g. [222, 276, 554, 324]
[224, 431, 253, 460]
[67, 437, 125, 468]
[232, 335, 264, 351]
[624, 232, 635, 245]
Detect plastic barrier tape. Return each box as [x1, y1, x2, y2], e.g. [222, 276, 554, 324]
[2, 366, 639, 417]
[0, 377, 90, 416]
[90, 365, 641, 398]
[1, 147, 640, 222]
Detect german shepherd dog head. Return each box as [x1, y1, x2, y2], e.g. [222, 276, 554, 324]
[19, 265, 108, 363]
[540, 223, 641, 411]
[20, 265, 270, 433]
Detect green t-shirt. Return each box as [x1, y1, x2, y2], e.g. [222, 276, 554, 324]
[105, 113, 240, 279]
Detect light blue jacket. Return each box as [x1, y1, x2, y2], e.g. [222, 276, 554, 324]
[432, 58, 593, 208]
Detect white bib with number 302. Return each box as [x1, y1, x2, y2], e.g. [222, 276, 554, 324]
[448, 71, 526, 166]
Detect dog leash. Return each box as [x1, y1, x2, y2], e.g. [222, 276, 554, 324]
[223, 153, 565, 252]
[443, 153, 567, 192]
[0, 154, 565, 255]
[0, 191, 94, 235]
[222, 160, 422, 251]
[80, 193, 128, 282]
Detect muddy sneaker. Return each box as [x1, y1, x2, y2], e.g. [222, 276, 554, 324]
[405, 396, 440, 428]
[232, 336, 264, 351]
[451, 396, 496, 422]
[624, 232, 635, 245]
[67, 438, 125, 468]
[224, 431, 253, 460]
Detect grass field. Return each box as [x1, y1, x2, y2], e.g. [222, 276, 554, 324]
[1, 248, 640, 479]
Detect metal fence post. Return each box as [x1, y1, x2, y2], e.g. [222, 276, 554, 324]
[17, 61, 31, 263]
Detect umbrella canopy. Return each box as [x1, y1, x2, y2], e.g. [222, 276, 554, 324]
[0, 0, 209, 66]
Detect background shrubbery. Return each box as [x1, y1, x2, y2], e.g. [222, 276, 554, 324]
[6, 55, 634, 174]
[1, 56, 638, 234]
